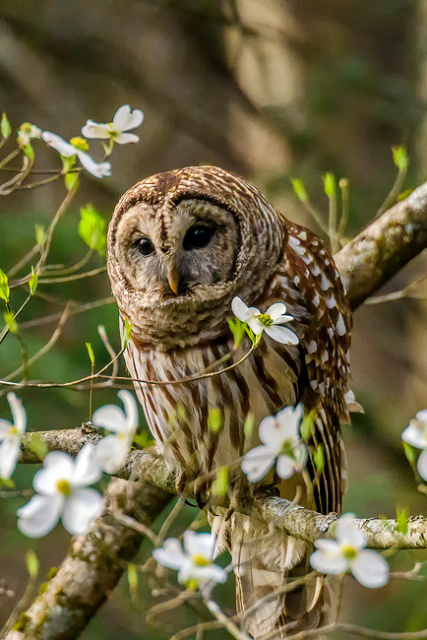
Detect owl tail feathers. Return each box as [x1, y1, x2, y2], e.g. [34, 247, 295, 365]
[213, 512, 338, 639]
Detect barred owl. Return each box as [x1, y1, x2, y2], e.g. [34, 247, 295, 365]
[107, 166, 351, 639]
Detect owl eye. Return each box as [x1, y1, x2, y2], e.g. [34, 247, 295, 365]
[183, 224, 215, 250]
[136, 237, 155, 256]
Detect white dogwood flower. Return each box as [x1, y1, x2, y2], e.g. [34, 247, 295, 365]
[231, 297, 298, 345]
[92, 390, 138, 473]
[41, 131, 111, 178]
[153, 531, 227, 588]
[241, 405, 307, 482]
[17, 444, 103, 537]
[17, 123, 41, 148]
[310, 513, 389, 588]
[81, 105, 144, 145]
[402, 410, 427, 480]
[0, 393, 26, 479]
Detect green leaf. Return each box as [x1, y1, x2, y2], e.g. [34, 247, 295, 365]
[29, 266, 39, 296]
[0, 268, 10, 304]
[227, 318, 246, 349]
[212, 466, 229, 497]
[313, 445, 325, 473]
[132, 432, 155, 449]
[26, 551, 39, 579]
[78, 204, 106, 256]
[123, 318, 133, 347]
[4, 311, 17, 333]
[397, 188, 413, 202]
[244, 413, 255, 438]
[65, 171, 79, 191]
[22, 143, 34, 162]
[396, 507, 409, 535]
[35, 224, 46, 248]
[402, 441, 416, 466]
[26, 435, 47, 460]
[1, 113, 11, 139]
[322, 172, 336, 198]
[301, 410, 317, 441]
[85, 342, 95, 366]
[208, 408, 223, 433]
[392, 145, 408, 171]
[26, 433, 48, 460]
[291, 178, 309, 203]
[0, 476, 15, 488]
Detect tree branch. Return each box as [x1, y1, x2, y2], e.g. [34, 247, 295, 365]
[19, 431, 427, 550]
[6, 477, 172, 640]
[335, 180, 427, 310]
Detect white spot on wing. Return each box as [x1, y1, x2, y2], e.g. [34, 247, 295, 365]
[336, 312, 346, 336]
[307, 340, 317, 354]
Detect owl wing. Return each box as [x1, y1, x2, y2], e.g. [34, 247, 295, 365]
[273, 222, 352, 514]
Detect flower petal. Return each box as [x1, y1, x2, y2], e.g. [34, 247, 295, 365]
[76, 150, 111, 178]
[247, 316, 264, 335]
[0, 420, 11, 438]
[231, 297, 249, 322]
[81, 121, 111, 139]
[178, 563, 227, 585]
[153, 538, 187, 570]
[276, 454, 298, 479]
[310, 547, 349, 575]
[72, 443, 102, 487]
[114, 132, 140, 144]
[42, 132, 76, 157]
[241, 445, 276, 482]
[62, 488, 104, 535]
[119, 389, 139, 433]
[183, 531, 216, 559]
[7, 393, 26, 435]
[0, 438, 21, 479]
[95, 434, 130, 474]
[335, 514, 367, 549]
[17, 494, 63, 537]
[265, 325, 299, 345]
[275, 405, 303, 440]
[265, 302, 288, 319]
[33, 452, 74, 495]
[417, 448, 427, 482]
[350, 550, 389, 588]
[92, 404, 128, 433]
[113, 105, 144, 130]
[402, 422, 427, 450]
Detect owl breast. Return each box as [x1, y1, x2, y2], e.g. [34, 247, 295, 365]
[124, 331, 301, 481]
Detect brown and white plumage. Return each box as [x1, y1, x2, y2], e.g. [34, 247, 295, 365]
[107, 166, 351, 638]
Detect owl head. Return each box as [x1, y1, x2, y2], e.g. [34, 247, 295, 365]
[107, 166, 286, 347]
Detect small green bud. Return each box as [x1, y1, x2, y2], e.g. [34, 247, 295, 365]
[0, 268, 10, 304]
[29, 266, 39, 296]
[322, 172, 336, 198]
[4, 311, 17, 333]
[392, 146, 408, 171]
[1, 113, 11, 139]
[35, 225, 46, 248]
[291, 178, 309, 204]
[26, 551, 39, 579]
[313, 444, 324, 473]
[85, 342, 95, 366]
[208, 408, 223, 433]
[396, 507, 409, 535]
[212, 466, 229, 497]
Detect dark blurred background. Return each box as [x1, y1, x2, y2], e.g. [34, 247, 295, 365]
[1, 1, 427, 638]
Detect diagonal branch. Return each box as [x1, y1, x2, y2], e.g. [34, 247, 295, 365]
[335, 180, 427, 310]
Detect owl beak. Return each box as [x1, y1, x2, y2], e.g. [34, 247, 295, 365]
[166, 266, 180, 296]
